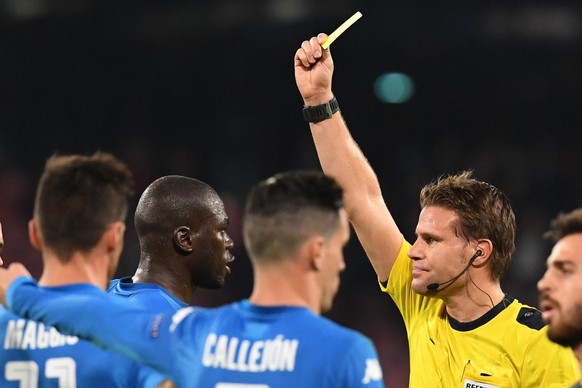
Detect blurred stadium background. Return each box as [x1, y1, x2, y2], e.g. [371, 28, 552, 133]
[2, 1, 582, 386]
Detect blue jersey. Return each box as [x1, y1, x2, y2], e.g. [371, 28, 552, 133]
[0, 283, 167, 388]
[108, 277, 188, 313]
[9, 277, 384, 388]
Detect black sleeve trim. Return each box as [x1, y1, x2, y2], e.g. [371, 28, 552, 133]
[516, 307, 545, 330]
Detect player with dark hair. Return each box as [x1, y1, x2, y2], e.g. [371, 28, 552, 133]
[0, 152, 169, 387]
[108, 175, 234, 312]
[539, 208, 582, 388]
[294, 32, 579, 386]
[0, 170, 383, 387]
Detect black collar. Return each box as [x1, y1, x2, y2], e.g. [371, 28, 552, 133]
[448, 295, 514, 332]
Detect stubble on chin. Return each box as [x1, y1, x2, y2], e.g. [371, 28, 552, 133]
[547, 308, 582, 348]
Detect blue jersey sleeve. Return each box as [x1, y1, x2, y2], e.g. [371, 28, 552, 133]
[7, 276, 179, 379]
[337, 335, 384, 387]
[118, 357, 171, 388]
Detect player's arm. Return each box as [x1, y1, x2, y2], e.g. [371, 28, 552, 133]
[0, 266, 177, 376]
[294, 34, 403, 281]
[0, 262, 27, 305]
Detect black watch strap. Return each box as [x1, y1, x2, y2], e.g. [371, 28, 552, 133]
[302, 97, 339, 123]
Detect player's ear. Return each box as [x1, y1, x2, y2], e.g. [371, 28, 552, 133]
[106, 222, 125, 252]
[307, 236, 326, 272]
[173, 226, 194, 254]
[28, 219, 43, 251]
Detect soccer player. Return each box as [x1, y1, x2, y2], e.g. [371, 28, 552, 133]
[538, 208, 582, 388]
[0, 152, 168, 387]
[108, 175, 234, 312]
[293, 33, 579, 386]
[0, 170, 384, 388]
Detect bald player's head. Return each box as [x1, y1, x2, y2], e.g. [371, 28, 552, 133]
[135, 175, 222, 249]
[133, 175, 234, 291]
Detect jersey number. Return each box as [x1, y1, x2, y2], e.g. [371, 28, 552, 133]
[5, 357, 76, 388]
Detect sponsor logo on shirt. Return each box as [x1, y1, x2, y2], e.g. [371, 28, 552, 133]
[202, 333, 298, 372]
[362, 358, 383, 384]
[4, 319, 79, 350]
[169, 307, 194, 333]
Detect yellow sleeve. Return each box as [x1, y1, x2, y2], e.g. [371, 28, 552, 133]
[378, 238, 438, 331]
[379, 238, 411, 297]
[521, 326, 579, 387]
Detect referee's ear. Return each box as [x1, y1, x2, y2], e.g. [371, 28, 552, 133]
[471, 239, 493, 268]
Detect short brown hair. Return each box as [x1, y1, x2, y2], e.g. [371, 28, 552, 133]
[545, 208, 582, 243]
[34, 152, 134, 261]
[419, 170, 515, 281]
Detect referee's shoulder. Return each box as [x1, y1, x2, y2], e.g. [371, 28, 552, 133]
[513, 303, 545, 331]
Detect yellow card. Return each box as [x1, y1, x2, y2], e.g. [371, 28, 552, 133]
[321, 11, 363, 49]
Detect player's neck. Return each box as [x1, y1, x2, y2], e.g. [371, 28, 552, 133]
[249, 265, 320, 314]
[444, 283, 505, 322]
[38, 250, 110, 290]
[132, 258, 194, 304]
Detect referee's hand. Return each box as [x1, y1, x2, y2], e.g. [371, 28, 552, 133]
[294, 33, 335, 106]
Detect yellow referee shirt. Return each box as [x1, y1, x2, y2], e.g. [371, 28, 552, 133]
[382, 239, 579, 388]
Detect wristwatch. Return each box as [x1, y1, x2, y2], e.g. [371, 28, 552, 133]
[302, 97, 340, 123]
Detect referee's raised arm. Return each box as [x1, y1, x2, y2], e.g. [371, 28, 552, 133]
[294, 33, 402, 282]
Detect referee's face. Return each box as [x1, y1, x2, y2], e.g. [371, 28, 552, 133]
[409, 206, 474, 296]
[538, 233, 582, 348]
